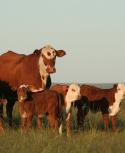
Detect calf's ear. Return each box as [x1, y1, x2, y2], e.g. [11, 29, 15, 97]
[56, 50, 66, 57]
[63, 85, 69, 93]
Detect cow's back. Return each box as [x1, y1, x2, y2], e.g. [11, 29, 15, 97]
[32, 90, 60, 116]
[0, 51, 25, 65]
[0, 51, 25, 84]
[51, 84, 68, 97]
[80, 85, 116, 104]
[0, 51, 42, 90]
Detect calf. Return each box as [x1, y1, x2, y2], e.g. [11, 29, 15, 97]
[75, 84, 125, 131]
[17, 84, 81, 136]
[51, 84, 81, 136]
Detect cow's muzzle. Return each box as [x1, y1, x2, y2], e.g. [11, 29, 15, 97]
[46, 67, 56, 73]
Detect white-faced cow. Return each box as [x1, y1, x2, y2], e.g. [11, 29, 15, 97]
[0, 45, 66, 127]
[51, 83, 81, 136]
[75, 83, 125, 132]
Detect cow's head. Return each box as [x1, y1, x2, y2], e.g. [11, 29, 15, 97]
[65, 84, 81, 113]
[109, 83, 125, 116]
[115, 83, 125, 101]
[34, 45, 66, 74]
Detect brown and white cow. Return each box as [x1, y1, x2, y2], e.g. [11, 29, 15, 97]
[0, 45, 66, 127]
[51, 83, 81, 136]
[75, 84, 125, 131]
[17, 83, 81, 136]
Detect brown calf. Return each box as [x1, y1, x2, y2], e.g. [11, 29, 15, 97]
[17, 84, 81, 136]
[75, 84, 125, 131]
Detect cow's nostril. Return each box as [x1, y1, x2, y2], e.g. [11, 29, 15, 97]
[47, 52, 51, 56]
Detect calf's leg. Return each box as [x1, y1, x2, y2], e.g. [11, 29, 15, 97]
[103, 113, 109, 131]
[47, 114, 58, 134]
[111, 115, 117, 132]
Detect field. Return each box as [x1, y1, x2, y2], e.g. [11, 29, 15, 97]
[0, 97, 125, 153]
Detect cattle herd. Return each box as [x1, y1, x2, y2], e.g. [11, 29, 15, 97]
[0, 44, 125, 136]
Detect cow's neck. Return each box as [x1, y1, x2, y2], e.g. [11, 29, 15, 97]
[109, 91, 124, 116]
[38, 56, 49, 88]
[65, 95, 73, 113]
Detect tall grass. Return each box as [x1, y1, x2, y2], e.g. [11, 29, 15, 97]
[0, 101, 125, 153]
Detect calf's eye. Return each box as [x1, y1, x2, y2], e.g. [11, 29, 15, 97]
[72, 89, 76, 92]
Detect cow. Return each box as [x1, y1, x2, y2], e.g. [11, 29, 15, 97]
[75, 83, 125, 132]
[51, 83, 81, 136]
[17, 83, 81, 136]
[0, 45, 66, 127]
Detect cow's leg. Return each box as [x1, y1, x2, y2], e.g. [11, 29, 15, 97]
[111, 115, 117, 132]
[77, 106, 88, 131]
[103, 113, 109, 131]
[6, 100, 15, 127]
[0, 104, 4, 132]
[101, 99, 109, 131]
[37, 114, 42, 129]
[47, 114, 58, 134]
[66, 113, 71, 137]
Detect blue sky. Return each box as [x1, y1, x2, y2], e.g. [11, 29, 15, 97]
[0, 0, 125, 83]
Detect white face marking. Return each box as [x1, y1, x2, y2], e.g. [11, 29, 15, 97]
[109, 83, 125, 116]
[65, 84, 80, 113]
[38, 45, 57, 88]
[117, 83, 125, 96]
[38, 56, 49, 88]
[42, 45, 56, 59]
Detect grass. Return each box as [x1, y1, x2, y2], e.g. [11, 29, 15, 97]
[1, 101, 125, 153]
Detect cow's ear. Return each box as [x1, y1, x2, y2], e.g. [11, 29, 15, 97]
[113, 84, 117, 88]
[56, 50, 66, 57]
[63, 85, 69, 93]
[33, 49, 41, 55]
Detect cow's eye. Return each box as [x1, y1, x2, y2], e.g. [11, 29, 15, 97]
[72, 89, 76, 92]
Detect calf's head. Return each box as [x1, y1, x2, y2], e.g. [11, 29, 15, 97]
[116, 83, 125, 101]
[65, 84, 81, 113]
[17, 85, 29, 102]
[109, 83, 125, 116]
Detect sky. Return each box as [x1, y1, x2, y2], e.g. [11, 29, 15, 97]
[0, 0, 125, 84]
